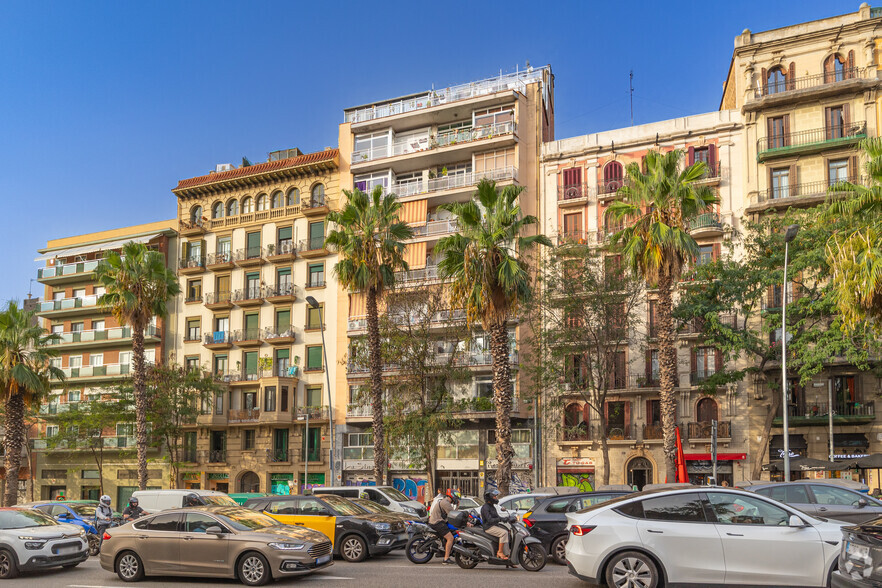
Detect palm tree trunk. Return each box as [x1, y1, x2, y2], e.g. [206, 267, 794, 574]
[132, 325, 148, 491]
[366, 286, 387, 486]
[657, 273, 678, 483]
[751, 379, 782, 480]
[490, 320, 513, 496]
[4, 391, 24, 506]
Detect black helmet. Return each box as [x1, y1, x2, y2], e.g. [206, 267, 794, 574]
[185, 493, 201, 506]
[484, 489, 500, 503]
[129, 497, 139, 505]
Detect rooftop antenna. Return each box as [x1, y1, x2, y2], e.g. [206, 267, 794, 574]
[630, 70, 635, 126]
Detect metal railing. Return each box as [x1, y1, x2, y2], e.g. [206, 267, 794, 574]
[558, 183, 593, 201]
[39, 295, 99, 313]
[425, 166, 518, 193]
[298, 447, 328, 463]
[343, 445, 374, 459]
[38, 259, 102, 280]
[412, 218, 458, 237]
[308, 275, 326, 288]
[394, 264, 440, 284]
[690, 370, 719, 385]
[755, 178, 859, 203]
[55, 363, 131, 379]
[346, 403, 373, 418]
[268, 240, 296, 256]
[642, 424, 664, 440]
[296, 406, 329, 420]
[234, 246, 264, 262]
[182, 448, 197, 462]
[754, 67, 867, 98]
[265, 283, 295, 298]
[762, 291, 795, 310]
[239, 328, 263, 342]
[229, 408, 260, 423]
[234, 286, 264, 302]
[696, 161, 722, 180]
[267, 448, 292, 463]
[299, 237, 326, 252]
[437, 121, 516, 147]
[205, 291, 233, 305]
[352, 122, 516, 164]
[264, 326, 296, 341]
[204, 330, 237, 345]
[556, 230, 593, 246]
[777, 400, 875, 420]
[207, 449, 226, 463]
[598, 178, 626, 195]
[302, 195, 328, 210]
[687, 420, 731, 439]
[689, 212, 722, 231]
[179, 256, 205, 270]
[758, 122, 866, 153]
[206, 252, 233, 266]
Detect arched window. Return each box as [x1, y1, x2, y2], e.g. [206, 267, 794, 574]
[190, 205, 203, 224]
[564, 403, 588, 441]
[311, 183, 325, 206]
[241, 196, 253, 214]
[287, 188, 300, 206]
[239, 471, 260, 493]
[601, 161, 624, 194]
[271, 191, 283, 209]
[256, 194, 268, 211]
[212, 201, 224, 219]
[227, 199, 239, 216]
[626, 457, 653, 490]
[767, 67, 786, 94]
[824, 53, 852, 83]
[696, 397, 719, 423]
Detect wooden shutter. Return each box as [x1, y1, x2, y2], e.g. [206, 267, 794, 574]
[767, 117, 775, 146]
[712, 243, 721, 262]
[645, 350, 652, 382]
[849, 155, 858, 180]
[690, 348, 697, 375]
[782, 115, 791, 146]
[603, 402, 609, 431]
[687, 146, 695, 165]
[789, 164, 797, 196]
[847, 50, 855, 77]
[787, 62, 796, 90]
[823, 55, 834, 83]
[646, 400, 653, 424]
[844, 102, 851, 126]
[624, 402, 632, 436]
[563, 167, 581, 186]
[715, 348, 723, 373]
[708, 144, 717, 174]
[582, 403, 591, 426]
[761, 67, 768, 95]
[825, 107, 833, 140]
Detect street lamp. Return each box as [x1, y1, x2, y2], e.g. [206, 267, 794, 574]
[306, 295, 335, 486]
[781, 224, 799, 482]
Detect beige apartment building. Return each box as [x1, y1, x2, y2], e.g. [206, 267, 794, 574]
[32, 220, 178, 504]
[171, 148, 340, 494]
[721, 3, 882, 482]
[335, 66, 554, 498]
[540, 110, 747, 489]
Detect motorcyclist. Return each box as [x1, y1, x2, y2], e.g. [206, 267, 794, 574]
[95, 495, 114, 547]
[122, 497, 144, 521]
[428, 489, 460, 565]
[480, 489, 509, 560]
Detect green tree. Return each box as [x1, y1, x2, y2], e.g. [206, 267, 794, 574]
[94, 242, 180, 490]
[605, 149, 718, 480]
[0, 301, 62, 505]
[825, 138, 882, 332]
[436, 178, 550, 495]
[326, 186, 413, 484]
[43, 387, 134, 496]
[145, 363, 220, 487]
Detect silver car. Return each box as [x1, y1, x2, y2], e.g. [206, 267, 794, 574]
[746, 481, 882, 524]
[0, 508, 88, 579]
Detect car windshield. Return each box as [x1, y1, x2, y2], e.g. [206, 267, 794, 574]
[214, 508, 281, 531]
[319, 495, 366, 516]
[0, 510, 58, 529]
[383, 487, 410, 502]
[202, 495, 238, 506]
[70, 505, 96, 517]
[354, 500, 388, 513]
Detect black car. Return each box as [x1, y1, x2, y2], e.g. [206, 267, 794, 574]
[522, 491, 631, 565]
[832, 517, 882, 587]
[745, 481, 882, 524]
[243, 494, 408, 562]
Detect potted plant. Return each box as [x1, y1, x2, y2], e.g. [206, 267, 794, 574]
[267, 243, 275, 256]
[428, 170, 436, 179]
[441, 166, 448, 176]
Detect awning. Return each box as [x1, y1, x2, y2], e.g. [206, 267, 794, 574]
[834, 433, 869, 449]
[34, 233, 161, 262]
[769, 434, 807, 451]
[684, 453, 746, 461]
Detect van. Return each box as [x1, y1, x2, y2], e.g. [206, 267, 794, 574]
[318, 486, 428, 518]
[131, 489, 238, 514]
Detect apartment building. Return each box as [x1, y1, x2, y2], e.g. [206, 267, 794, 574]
[32, 220, 178, 503]
[171, 148, 340, 494]
[722, 4, 882, 481]
[335, 66, 554, 497]
[540, 110, 746, 489]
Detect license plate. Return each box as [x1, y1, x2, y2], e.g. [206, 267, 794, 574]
[57, 545, 80, 555]
[315, 555, 331, 565]
[846, 542, 870, 560]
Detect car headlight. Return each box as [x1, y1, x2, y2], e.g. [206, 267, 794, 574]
[370, 522, 391, 533]
[268, 542, 306, 550]
[402, 506, 417, 514]
[78, 529, 86, 537]
[20, 538, 46, 550]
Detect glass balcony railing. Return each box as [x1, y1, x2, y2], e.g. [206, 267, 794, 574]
[54, 363, 132, 379]
[37, 260, 102, 280]
[47, 325, 158, 346]
[352, 122, 516, 164]
[39, 295, 99, 313]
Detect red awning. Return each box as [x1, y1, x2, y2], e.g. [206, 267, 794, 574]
[683, 453, 746, 461]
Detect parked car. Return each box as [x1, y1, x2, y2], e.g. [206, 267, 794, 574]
[565, 487, 843, 587]
[0, 508, 88, 579]
[831, 516, 882, 587]
[314, 486, 428, 519]
[99, 505, 332, 585]
[244, 494, 408, 563]
[349, 498, 414, 523]
[457, 496, 481, 510]
[132, 489, 238, 513]
[522, 491, 631, 565]
[31, 502, 103, 555]
[497, 493, 552, 518]
[745, 481, 882, 524]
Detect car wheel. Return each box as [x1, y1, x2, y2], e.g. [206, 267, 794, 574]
[340, 535, 368, 563]
[551, 535, 568, 565]
[0, 549, 18, 579]
[605, 551, 659, 588]
[238, 552, 271, 586]
[115, 551, 144, 582]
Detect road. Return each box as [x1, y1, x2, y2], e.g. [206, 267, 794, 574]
[2, 551, 585, 588]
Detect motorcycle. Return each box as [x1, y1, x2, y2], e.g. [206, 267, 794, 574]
[404, 512, 473, 564]
[452, 513, 547, 571]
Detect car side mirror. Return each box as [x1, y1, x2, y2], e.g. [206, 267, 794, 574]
[55, 513, 69, 520]
[857, 499, 868, 509]
[205, 525, 225, 535]
[316, 509, 331, 517]
[788, 515, 807, 528]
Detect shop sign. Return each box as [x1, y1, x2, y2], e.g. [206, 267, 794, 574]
[270, 473, 294, 481]
[557, 457, 595, 467]
[208, 473, 229, 480]
[181, 472, 200, 481]
[343, 460, 372, 471]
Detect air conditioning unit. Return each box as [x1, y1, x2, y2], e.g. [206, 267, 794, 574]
[216, 163, 235, 172]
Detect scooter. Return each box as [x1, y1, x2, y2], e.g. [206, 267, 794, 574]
[404, 511, 475, 564]
[453, 514, 547, 571]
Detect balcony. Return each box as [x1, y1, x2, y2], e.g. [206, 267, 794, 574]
[346, 403, 373, 420]
[205, 291, 234, 310]
[226, 371, 261, 386]
[750, 178, 859, 212]
[297, 447, 328, 464]
[748, 67, 872, 108]
[561, 424, 636, 443]
[762, 291, 795, 311]
[264, 327, 296, 345]
[265, 283, 296, 303]
[302, 196, 330, 217]
[181, 448, 197, 463]
[556, 230, 594, 247]
[774, 400, 875, 426]
[412, 218, 459, 239]
[598, 178, 627, 197]
[234, 286, 265, 307]
[690, 371, 723, 386]
[393, 166, 518, 201]
[228, 408, 260, 424]
[38, 295, 99, 318]
[688, 212, 723, 237]
[236, 328, 264, 348]
[178, 256, 206, 275]
[234, 246, 265, 268]
[37, 259, 102, 285]
[266, 448, 293, 463]
[394, 264, 441, 285]
[267, 240, 297, 263]
[686, 420, 731, 441]
[298, 237, 328, 258]
[178, 219, 207, 237]
[196, 412, 227, 427]
[46, 325, 159, 350]
[296, 406, 329, 421]
[596, 224, 626, 243]
[642, 423, 664, 440]
[207, 205, 302, 231]
[53, 363, 131, 381]
[694, 162, 723, 184]
[203, 330, 236, 350]
[205, 449, 227, 464]
[558, 183, 593, 207]
[757, 122, 866, 162]
[205, 252, 234, 271]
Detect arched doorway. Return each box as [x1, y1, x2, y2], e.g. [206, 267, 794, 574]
[697, 397, 718, 423]
[239, 471, 260, 493]
[626, 457, 653, 490]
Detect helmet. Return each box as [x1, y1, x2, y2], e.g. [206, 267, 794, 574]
[128, 497, 139, 505]
[185, 493, 201, 506]
[483, 489, 500, 503]
[446, 489, 462, 504]
[100, 495, 111, 505]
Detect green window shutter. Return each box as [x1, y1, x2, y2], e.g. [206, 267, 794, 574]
[277, 268, 291, 278]
[247, 232, 261, 250]
[278, 227, 292, 241]
[244, 352, 258, 374]
[244, 313, 259, 332]
[307, 346, 322, 369]
[276, 348, 289, 360]
[276, 310, 291, 331]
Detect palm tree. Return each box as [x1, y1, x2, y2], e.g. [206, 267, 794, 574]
[826, 138, 882, 331]
[326, 186, 413, 485]
[94, 242, 180, 491]
[436, 179, 550, 496]
[605, 150, 718, 481]
[0, 301, 62, 506]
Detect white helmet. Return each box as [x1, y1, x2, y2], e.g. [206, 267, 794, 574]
[100, 495, 111, 505]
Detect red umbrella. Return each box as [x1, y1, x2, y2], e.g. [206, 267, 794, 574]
[675, 426, 689, 483]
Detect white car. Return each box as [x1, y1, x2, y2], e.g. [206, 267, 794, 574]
[565, 487, 843, 587]
[0, 508, 88, 579]
[497, 493, 552, 518]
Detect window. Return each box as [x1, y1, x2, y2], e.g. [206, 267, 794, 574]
[217, 237, 232, 261]
[277, 227, 292, 255]
[647, 399, 662, 426]
[306, 385, 322, 407]
[692, 146, 710, 164]
[307, 305, 323, 330]
[306, 346, 323, 371]
[694, 347, 718, 380]
[185, 513, 223, 534]
[826, 106, 846, 140]
[186, 279, 202, 302]
[308, 222, 324, 250]
[275, 310, 291, 336]
[562, 167, 582, 188]
[311, 184, 325, 206]
[354, 172, 390, 193]
[276, 268, 292, 293]
[755, 485, 810, 504]
[190, 205, 203, 223]
[706, 492, 788, 526]
[767, 67, 787, 95]
[186, 319, 201, 341]
[185, 356, 200, 372]
[243, 429, 256, 450]
[68, 390, 80, 403]
[82, 469, 100, 480]
[212, 201, 224, 219]
[696, 397, 718, 423]
[546, 498, 576, 514]
[697, 245, 714, 266]
[473, 105, 513, 127]
[119, 351, 131, 366]
[809, 485, 863, 506]
[566, 354, 588, 388]
[214, 316, 229, 333]
[214, 391, 224, 415]
[70, 322, 84, 333]
[213, 354, 228, 377]
[89, 353, 103, 367]
[308, 263, 325, 287]
[770, 168, 791, 199]
[488, 429, 531, 459]
[436, 430, 479, 459]
[264, 387, 276, 412]
[144, 513, 181, 532]
[226, 199, 238, 216]
[280, 385, 289, 411]
[354, 131, 390, 161]
[73, 288, 86, 299]
[646, 351, 659, 385]
[256, 194, 268, 211]
[828, 159, 849, 186]
[474, 148, 514, 173]
[46, 425, 59, 437]
[601, 161, 624, 193]
[243, 351, 258, 379]
[69, 356, 83, 368]
[562, 213, 582, 240]
[246, 232, 261, 259]
[824, 53, 852, 84]
[53, 291, 64, 301]
[245, 272, 260, 298]
[642, 493, 706, 522]
[243, 313, 259, 340]
[51, 324, 62, 334]
[767, 115, 788, 149]
[286, 188, 300, 206]
[833, 375, 857, 407]
[92, 320, 105, 331]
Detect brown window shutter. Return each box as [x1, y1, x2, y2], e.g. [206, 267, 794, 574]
[708, 144, 717, 174]
[624, 402, 631, 433]
[603, 401, 609, 427]
[849, 155, 858, 180]
[687, 146, 695, 165]
[715, 348, 723, 373]
[843, 102, 851, 127]
[690, 348, 697, 375]
[645, 350, 652, 381]
[783, 115, 791, 146]
[847, 50, 855, 76]
[646, 400, 653, 423]
[787, 62, 796, 90]
[789, 164, 797, 195]
[824, 55, 834, 83]
[712, 243, 721, 261]
[825, 107, 833, 140]
[761, 68, 768, 95]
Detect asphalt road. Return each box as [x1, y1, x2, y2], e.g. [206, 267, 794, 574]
[1, 551, 585, 588]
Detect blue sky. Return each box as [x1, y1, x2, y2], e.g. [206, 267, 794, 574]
[0, 0, 857, 304]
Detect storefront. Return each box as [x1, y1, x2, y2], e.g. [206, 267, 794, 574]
[683, 453, 746, 486]
[207, 472, 229, 492]
[556, 458, 596, 492]
[830, 433, 870, 482]
[270, 473, 293, 495]
[181, 472, 201, 490]
[299, 473, 325, 492]
[768, 434, 808, 480]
